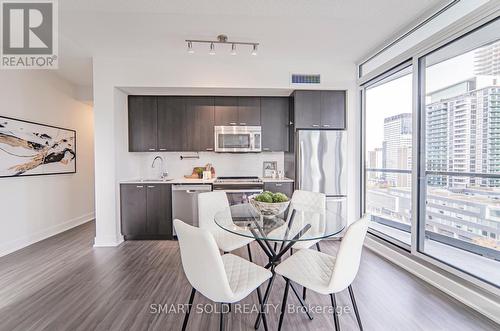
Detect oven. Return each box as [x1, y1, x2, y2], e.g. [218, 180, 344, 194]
[214, 126, 262, 152]
[213, 177, 264, 205]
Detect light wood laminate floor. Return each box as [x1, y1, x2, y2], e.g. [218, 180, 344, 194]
[0, 221, 497, 331]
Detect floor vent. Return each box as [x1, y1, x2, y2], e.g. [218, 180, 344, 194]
[291, 74, 321, 84]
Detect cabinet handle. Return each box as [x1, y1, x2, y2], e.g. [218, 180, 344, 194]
[322, 124, 330, 127]
[239, 122, 246, 125]
[147, 185, 155, 188]
[275, 183, 282, 187]
[263, 147, 270, 151]
[148, 148, 155, 151]
[159, 148, 167, 151]
[229, 122, 237, 125]
[311, 124, 320, 127]
[136, 185, 144, 188]
[206, 148, 214, 151]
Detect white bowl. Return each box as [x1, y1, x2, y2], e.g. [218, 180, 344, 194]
[249, 196, 290, 217]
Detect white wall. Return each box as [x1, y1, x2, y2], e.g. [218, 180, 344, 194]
[0, 71, 95, 256]
[93, 54, 359, 246]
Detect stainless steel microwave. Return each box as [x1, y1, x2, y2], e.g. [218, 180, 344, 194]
[214, 126, 262, 152]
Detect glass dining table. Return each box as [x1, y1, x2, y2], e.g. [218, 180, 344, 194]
[214, 202, 345, 329]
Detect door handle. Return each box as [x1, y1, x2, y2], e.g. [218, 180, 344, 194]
[311, 124, 319, 127]
[136, 185, 144, 188]
[159, 148, 167, 151]
[229, 122, 237, 125]
[148, 148, 156, 151]
[147, 185, 155, 188]
[206, 148, 214, 151]
[322, 124, 330, 127]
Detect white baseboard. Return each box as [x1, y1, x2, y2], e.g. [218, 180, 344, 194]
[0, 212, 95, 257]
[364, 237, 500, 325]
[93, 234, 124, 247]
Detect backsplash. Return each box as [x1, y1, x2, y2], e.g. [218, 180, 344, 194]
[132, 152, 284, 179]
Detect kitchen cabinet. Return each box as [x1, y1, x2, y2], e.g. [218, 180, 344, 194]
[215, 96, 261, 126]
[320, 91, 346, 129]
[120, 183, 173, 240]
[264, 181, 294, 198]
[293, 91, 321, 129]
[128, 96, 157, 152]
[292, 90, 346, 129]
[215, 97, 238, 126]
[261, 97, 289, 152]
[186, 97, 215, 151]
[238, 97, 261, 126]
[157, 96, 187, 151]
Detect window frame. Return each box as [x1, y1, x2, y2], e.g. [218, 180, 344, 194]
[359, 13, 500, 296]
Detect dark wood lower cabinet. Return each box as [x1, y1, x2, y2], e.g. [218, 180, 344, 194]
[120, 184, 173, 240]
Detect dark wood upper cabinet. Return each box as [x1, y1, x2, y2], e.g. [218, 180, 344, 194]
[157, 97, 187, 151]
[238, 97, 261, 126]
[120, 184, 147, 235]
[186, 97, 215, 151]
[261, 97, 289, 152]
[146, 184, 172, 237]
[215, 96, 260, 126]
[128, 96, 157, 151]
[215, 97, 238, 126]
[320, 91, 346, 129]
[293, 91, 322, 129]
[292, 90, 346, 129]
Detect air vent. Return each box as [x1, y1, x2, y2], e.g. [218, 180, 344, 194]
[291, 74, 321, 84]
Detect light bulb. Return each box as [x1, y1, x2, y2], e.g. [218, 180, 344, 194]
[209, 43, 216, 55]
[251, 44, 258, 56]
[230, 43, 237, 56]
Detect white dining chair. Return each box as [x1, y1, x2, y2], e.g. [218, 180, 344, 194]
[174, 219, 272, 331]
[268, 190, 326, 299]
[198, 191, 255, 260]
[274, 215, 369, 331]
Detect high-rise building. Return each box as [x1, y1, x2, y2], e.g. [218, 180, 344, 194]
[426, 77, 500, 188]
[382, 113, 412, 187]
[475, 40, 500, 76]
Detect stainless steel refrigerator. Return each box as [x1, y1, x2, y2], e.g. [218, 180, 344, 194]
[293, 130, 347, 228]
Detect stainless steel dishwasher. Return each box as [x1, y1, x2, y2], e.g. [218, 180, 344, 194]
[171, 184, 212, 235]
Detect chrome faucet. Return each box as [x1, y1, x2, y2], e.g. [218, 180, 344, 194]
[152, 156, 168, 179]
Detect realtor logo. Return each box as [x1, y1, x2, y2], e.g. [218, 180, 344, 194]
[1, 0, 58, 69]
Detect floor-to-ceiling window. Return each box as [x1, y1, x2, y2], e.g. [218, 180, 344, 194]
[419, 20, 500, 286]
[364, 64, 414, 248]
[362, 17, 500, 289]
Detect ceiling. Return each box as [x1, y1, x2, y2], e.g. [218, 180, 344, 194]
[57, 0, 448, 87]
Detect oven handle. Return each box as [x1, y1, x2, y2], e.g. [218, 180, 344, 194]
[218, 189, 263, 193]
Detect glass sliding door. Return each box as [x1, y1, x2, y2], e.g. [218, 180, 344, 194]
[364, 63, 414, 248]
[419, 19, 500, 286]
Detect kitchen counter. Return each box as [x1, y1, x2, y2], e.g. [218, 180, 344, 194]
[120, 178, 217, 184]
[120, 177, 294, 185]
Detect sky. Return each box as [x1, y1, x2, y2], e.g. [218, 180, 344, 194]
[365, 47, 478, 153]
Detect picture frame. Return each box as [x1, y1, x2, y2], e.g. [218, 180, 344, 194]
[262, 161, 277, 178]
[0, 116, 76, 178]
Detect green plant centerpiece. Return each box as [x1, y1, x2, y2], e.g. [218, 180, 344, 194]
[250, 191, 290, 217]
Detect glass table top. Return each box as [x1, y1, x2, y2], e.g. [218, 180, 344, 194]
[214, 203, 345, 242]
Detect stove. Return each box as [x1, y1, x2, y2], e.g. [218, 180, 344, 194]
[214, 176, 263, 184]
[213, 176, 263, 205]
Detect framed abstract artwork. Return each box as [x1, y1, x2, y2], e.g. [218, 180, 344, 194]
[0, 116, 76, 178]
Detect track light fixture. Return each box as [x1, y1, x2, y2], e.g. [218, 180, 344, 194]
[186, 34, 259, 56]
